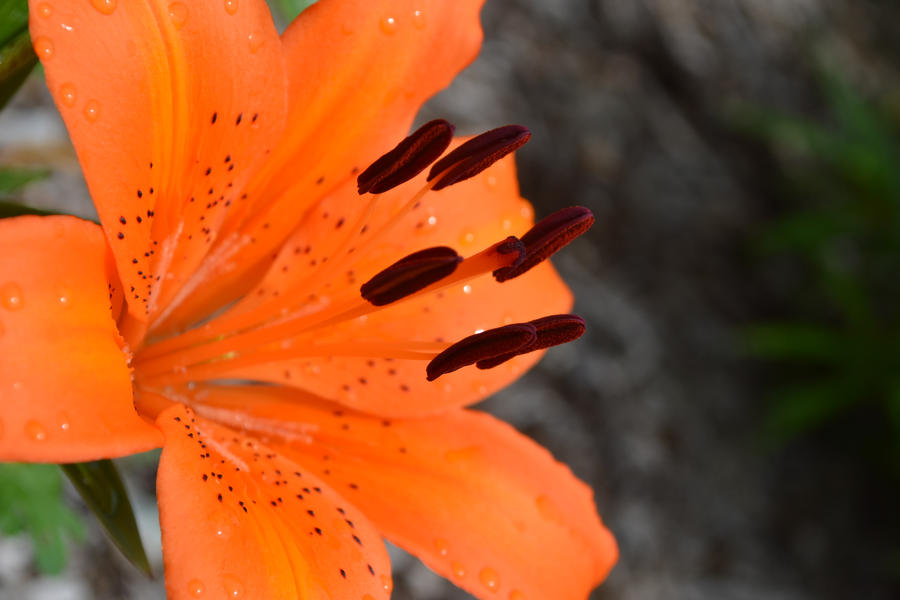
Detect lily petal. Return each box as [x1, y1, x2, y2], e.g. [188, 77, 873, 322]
[185, 384, 618, 600]
[155, 402, 392, 600]
[158, 0, 487, 332]
[229, 155, 572, 416]
[0, 216, 162, 461]
[29, 0, 287, 323]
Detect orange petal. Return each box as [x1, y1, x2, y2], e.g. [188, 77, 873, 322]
[0, 216, 162, 461]
[186, 384, 618, 600]
[156, 0, 486, 332]
[30, 0, 286, 323]
[155, 402, 392, 600]
[229, 155, 573, 416]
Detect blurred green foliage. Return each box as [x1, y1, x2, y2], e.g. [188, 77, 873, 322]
[268, 0, 318, 24]
[743, 71, 900, 471]
[0, 464, 84, 574]
[0, 0, 36, 110]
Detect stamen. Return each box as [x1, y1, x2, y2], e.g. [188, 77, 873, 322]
[426, 324, 537, 381]
[427, 125, 531, 191]
[475, 314, 586, 369]
[360, 246, 462, 306]
[493, 206, 594, 282]
[357, 119, 455, 194]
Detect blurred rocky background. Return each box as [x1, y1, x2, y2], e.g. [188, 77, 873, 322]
[2, 0, 900, 599]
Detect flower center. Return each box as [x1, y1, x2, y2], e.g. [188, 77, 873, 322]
[131, 122, 591, 390]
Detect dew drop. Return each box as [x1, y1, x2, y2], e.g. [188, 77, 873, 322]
[57, 287, 72, 307]
[90, 0, 117, 15]
[25, 420, 47, 442]
[479, 567, 501, 592]
[459, 231, 475, 245]
[214, 521, 232, 541]
[433, 538, 449, 557]
[1, 282, 24, 311]
[60, 83, 77, 107]
[168, 2, 188, 29]
[188, 578, 205, 597]
[451, 562, 466, 579]
[502, 218, 513, 231]
[224, 0, 238, 15]
[222, 574, 243, 598]
[412, 9, 426, 29]
[536, 495, 565, 524]
[426, 215, 437, 227]
[380, 574, 393, 592]
[509, 590, 526, 600]
[247, 31, 264, 53]
[379, 16, 398, 35]
[33, 37, 54, 60]
[84, 100, 101, 122]
[486, 174, 498, 188]
[462, 284, 472, 295]
[59, 412, 71, 431]
[37, 3, 52, 18]
[519, 204, 534, 220]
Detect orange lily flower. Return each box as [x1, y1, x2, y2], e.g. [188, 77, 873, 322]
[2, 0, 617, 598]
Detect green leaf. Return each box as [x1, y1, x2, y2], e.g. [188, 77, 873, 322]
[61, 460, 153, 576]
[0, 0, 37, 110]
[0, 463, 85, 575]
[268, 0, 318, 23]
[744, 322, 846, 362]
[764, 380, 855, 442]
[0, 0, 29, 45]
[0, 200, 56, 217]
[0, 166, 51, 194]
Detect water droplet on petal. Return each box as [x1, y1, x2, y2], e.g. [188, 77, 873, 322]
[379, 16, 398, 35]
[188, 579, 205, 597]
[380, 575, 393, 592]
[60, 83, 77, 107]
[502, 218, 513, 231]
[519, 204, 533, 220]
[510, 590, 526, 600]
[536, 495, 564, 524]
[451, 562, 466, 578]
[462, 284, 472, 295]
[57, 287, 72, 307]
[413, 9, 426, 29]
[84, 100, 100, 122]
[168, 2, 188, 29]
[224, 0, 238, 15]
[426, 215, 437, 227]
[486, 174, 497, 188]
[59, 412, 71, 431]
[434, 538, 449, 557]
[215, 522, 231, 540]
[90, 0, 117, 15]
[33, 37, 54, 59]
[459, 231, 475, 245]
[25, 420, 47, 442]
[1, 282, 24, 311]
[222, 575, 243, 598]
[479, 567, 501, 592]
[247, 31, 264, 53]
[37, 3, 52, 18]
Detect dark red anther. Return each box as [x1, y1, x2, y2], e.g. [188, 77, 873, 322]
[427, 125, 531, 191]
[495, 235, 527, 270]
[493, 206, 594, 282]
[360, 246, 462, 306]
[476, 314, 586, 369]
[426, 324, 537, 381]
[357, 119, 455, 195]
